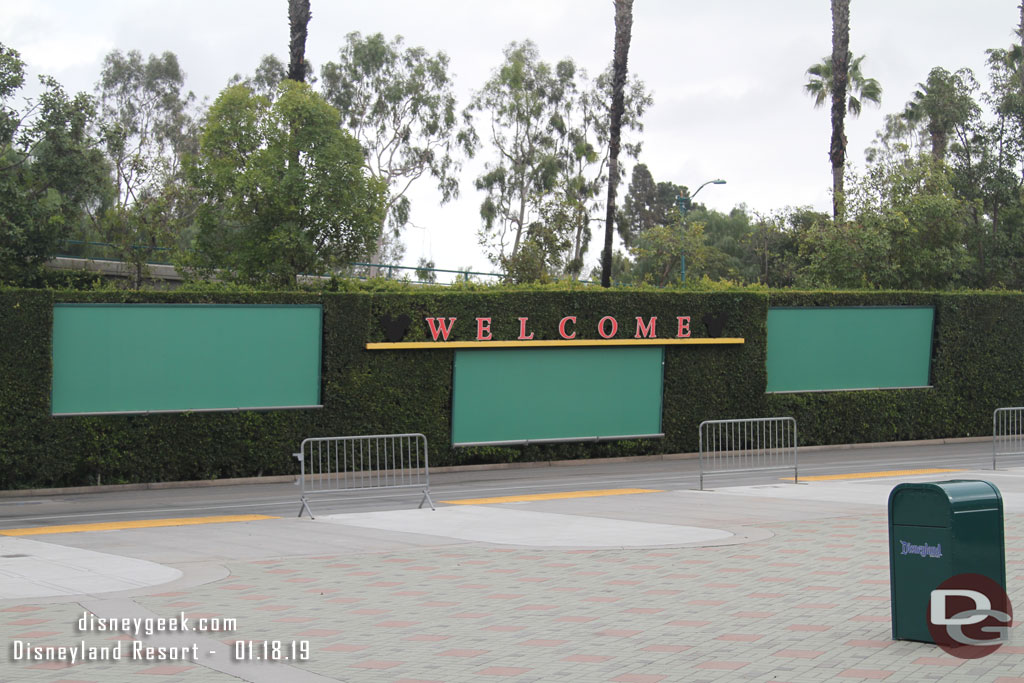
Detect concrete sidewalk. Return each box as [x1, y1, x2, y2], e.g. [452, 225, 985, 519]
[0, 467, 1021, 682]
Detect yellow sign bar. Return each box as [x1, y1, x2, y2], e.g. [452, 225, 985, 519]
[367, 338, 745, 350]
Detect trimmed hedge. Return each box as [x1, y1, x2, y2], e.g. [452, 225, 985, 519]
[0, 286, 1021, 489]
[764, 291, 1024, 445]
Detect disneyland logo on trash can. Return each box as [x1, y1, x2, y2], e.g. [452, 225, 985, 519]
[899, 540, 943, 558]
[930, 588, 1012, 646]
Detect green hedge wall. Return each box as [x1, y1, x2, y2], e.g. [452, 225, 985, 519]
[764, 291, 1024, 445]
[0, 286, 1022, 489]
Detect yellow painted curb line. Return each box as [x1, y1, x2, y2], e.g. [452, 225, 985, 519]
[442, 488, 663, 505]
[781, 468, 964, 482]
[0, 514, 278, 536]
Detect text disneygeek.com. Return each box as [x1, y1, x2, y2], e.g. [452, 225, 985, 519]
[9, 611, 311, 664]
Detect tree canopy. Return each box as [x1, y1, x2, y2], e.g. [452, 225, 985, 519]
[6, 7, 1024, 294]
[320, 32, 474, 270]
[188, 81, 386, 286]
[0, 43, 111, 283]
[467, 39, 649, 281]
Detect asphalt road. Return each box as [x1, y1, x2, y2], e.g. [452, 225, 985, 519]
[0, 438, 1008, 530]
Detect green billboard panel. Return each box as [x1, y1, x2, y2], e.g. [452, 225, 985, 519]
[766, 306, 934, 393]
[452, 346, 664, 446]
[52, 304, 322, 415]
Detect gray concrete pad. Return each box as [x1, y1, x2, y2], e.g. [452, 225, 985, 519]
[714, 468, 1024, 511]
[317, 505, 734, 548]
[0, 536, 180, 600]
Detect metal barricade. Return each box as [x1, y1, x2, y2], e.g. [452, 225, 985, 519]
[993, 407, 1024, 469]
[294, 433, 434, 518]
[698, 417, 798, 490]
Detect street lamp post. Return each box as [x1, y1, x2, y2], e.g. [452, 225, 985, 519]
[677, 178, 726, 283]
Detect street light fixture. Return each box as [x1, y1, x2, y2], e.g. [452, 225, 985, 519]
[678, 178, 726, 283]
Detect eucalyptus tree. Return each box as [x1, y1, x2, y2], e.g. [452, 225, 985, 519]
[466, 40, 570, 272]
[468, 38, 648, 279]
[962, 49, 1024, 285]
[96, 50, 197, 208]
[228, 55, 287, 102]
[321, 32, 473, 272]
[542, 61, 650, 276]
[94, 49, 200, 280]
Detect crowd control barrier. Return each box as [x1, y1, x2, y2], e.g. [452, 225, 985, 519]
[294, 433, 434, 518]
[698, 417, 798, 490]
[993, 407, 1024, 469]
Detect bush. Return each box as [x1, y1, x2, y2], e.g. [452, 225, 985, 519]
[0, 285, 1021, 488]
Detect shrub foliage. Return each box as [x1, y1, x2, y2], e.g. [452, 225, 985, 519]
[0, 286, 1020, 488]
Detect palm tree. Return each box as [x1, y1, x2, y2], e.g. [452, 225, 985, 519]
[803, 2, 871, 223]
[804, 53, 882, 116]
[829, 0, 850, 224]
[287, 0, 311, 83]
[601, 0, 634, 287]
[805, 49, 882, 223]
[901, 67, 978, 162]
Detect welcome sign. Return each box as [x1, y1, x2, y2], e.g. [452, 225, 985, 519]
[368, 313, 745, 349]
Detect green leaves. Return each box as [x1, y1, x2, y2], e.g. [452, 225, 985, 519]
[468, 40, 651, 279]
[804, 52, 883, 116]
[321, 31, 471, 248]
[0, 43, 25, 102]
[191, 81, 386, 287]
[96, 49, 196, 208]
[0, 45, 112, 284]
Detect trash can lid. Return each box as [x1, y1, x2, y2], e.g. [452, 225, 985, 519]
[889, 480, 1002, 527]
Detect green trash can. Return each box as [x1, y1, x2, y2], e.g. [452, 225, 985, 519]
[888, 480, 1006, 643]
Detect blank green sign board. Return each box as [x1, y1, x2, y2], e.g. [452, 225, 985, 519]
[766, 307, 934, 393]
[452, 347, 664, 446]
[52, 304, 322, 415]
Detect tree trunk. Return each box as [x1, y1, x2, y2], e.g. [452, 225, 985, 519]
[602, 0, 634, 288]
[288, 0, 311, 83]
[369, 225, 386, 278]
[1019, 2, 1024, 96]
[929, 127, 947, 162]
[829, 0, 850, 224]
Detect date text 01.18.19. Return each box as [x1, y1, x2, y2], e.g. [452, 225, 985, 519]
[232, 640, 310, 661]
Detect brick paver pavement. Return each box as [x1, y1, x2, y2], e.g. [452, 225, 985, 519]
[3, 507, 1018, 682]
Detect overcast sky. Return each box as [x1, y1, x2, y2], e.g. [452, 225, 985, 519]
[2, 1, 1021, 280]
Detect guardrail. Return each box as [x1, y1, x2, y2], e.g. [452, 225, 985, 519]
[698, 417, 798, 490]
[294, 433, 434, 518]
[993, 407, 1024, 469]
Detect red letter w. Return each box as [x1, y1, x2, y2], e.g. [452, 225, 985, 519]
[425, 317, 457, 341]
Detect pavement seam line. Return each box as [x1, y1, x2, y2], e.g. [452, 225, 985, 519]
[781, 468, 964, 482]
[440, 488, 664, 505]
